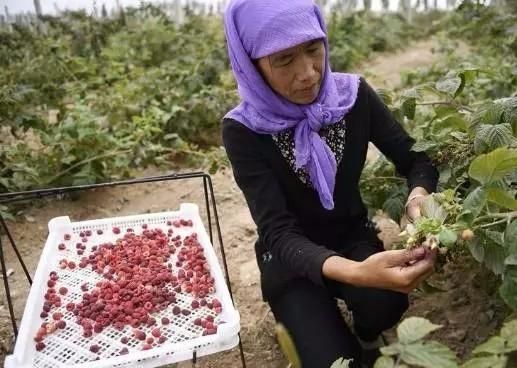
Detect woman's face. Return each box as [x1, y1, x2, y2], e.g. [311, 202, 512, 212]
[256, 39, 325, 105]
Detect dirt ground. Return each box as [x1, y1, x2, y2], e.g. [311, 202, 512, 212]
[0, 38, 505, 368]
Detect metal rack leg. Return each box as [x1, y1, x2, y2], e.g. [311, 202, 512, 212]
[0, 216, 32, 285]
[0, 234, 18, 337]
[203, 175, 247, 368]
[203, 177, 213, 245]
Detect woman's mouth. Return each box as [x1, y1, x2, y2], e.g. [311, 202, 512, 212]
[298, 83, 318, 97]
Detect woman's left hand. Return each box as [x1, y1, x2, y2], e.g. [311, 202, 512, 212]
[404, 187, 430, 224]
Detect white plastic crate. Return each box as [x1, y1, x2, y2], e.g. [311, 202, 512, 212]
[5, 203, 240, 368]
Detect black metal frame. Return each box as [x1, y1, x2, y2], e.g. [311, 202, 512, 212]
[0, 171, 246, 367]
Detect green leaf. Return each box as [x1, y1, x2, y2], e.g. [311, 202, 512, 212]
[434, 105, 459, 119]
[500, 267, 517, 311]
[436, 76, 462, 96]
[377, 89, 393, 106]
[471, 102, 505, 127]
[421, 196, 448, 223]
[382, 190, 406, 223]
[505, 221, 517, 253]
[468, 148, 517, 185]
[400, 341, 458, 368]
[374, 356, 395, 368]
[480, 231, 506, 275]
[505, 254, 517, 266]
[468, 238, 485, 263]
[500, 319, 517, 351]
[472, 336, 505, 355]
[434, 115, 469, 133]
[439, 228, 458, 247]
[483, 239, 506, 275]
[411, 141, 438, 152]
[484, 230, 504, 246]
[461, 355, 507, 368]
[473, 124, 514, 154]
[458, 66, 481, 84]
[275, 323, 301, 368]
[402, 97, 416, 120]
[462, 187, 487, 219]
[380, 343, 403, 356]
[497, 97, 517, 129]
[486, 187, 517, 211]
[397, 317, 442, 344]
[331, 357, 353, 368]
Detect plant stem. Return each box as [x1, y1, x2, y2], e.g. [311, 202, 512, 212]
[362, 176, 406, 182]
[475, 218, 509, 230]
[473, 211, 517, 229]
[416, 101, 450, 106]
[45, 149, 132, 185]
[416, 100, 474, 112]
[473, 211, 517, 224]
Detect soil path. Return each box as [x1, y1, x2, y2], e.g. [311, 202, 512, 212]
[1, 38, 498, 368]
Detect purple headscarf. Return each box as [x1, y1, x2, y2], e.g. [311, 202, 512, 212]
[224, 0, 361, 210]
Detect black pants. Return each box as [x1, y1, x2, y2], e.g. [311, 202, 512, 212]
[268, 241, 409, 368]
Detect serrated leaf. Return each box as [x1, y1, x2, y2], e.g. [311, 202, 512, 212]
[474, 124, 514, 154]
[374, 356, 395, 368]
[472, 336, 505, 355]
[400, 341, 458, 368]
[461, 355, 507, 368]
[436, 76, 462, 96]
[471, 102, 505, 127]
[468, 147, 517, 185]
[497, 97, 517, 129]
[486, 187, 517, 211]
[397, 317, 442, 344]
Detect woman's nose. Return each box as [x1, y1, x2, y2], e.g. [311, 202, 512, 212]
[295, 55, 317, 82]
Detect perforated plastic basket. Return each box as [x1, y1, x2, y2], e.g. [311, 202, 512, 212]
[5, 203, 240, 368]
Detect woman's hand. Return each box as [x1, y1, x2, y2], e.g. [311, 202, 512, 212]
[323, 247, 437, 294]
[354, 247, 437, 293]
[403, 186, 430, 226]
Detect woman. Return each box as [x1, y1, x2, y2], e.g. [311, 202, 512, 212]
[221, 0, 439, 367]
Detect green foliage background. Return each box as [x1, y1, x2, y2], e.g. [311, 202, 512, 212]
[0, 6, 426, 192]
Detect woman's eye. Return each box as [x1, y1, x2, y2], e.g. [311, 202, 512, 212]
[275, 56, 293, 67]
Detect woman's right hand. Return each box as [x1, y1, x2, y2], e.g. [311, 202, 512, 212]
[323, 247, 437, 294]
[353, 247, 437, 293]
